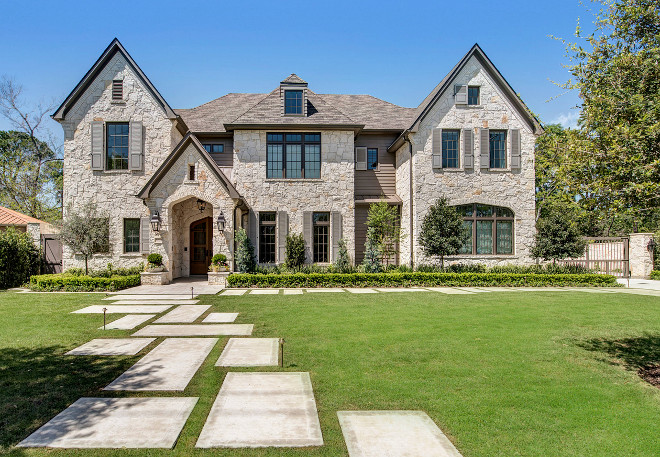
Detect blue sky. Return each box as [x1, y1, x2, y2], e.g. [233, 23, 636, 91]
[0, 0, 595, 140]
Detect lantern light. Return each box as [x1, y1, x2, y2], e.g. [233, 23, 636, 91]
[150, 211, 162, 232]
[216, 211, 226, 231]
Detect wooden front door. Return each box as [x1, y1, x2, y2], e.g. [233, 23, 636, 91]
[190, 217, 212, 275]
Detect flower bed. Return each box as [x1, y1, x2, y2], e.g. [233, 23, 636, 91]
[29, 274, 140, 292]
[227, 272, 619, 288]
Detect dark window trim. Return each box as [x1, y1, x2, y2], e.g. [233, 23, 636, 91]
[258, 212, 277, 263]
[467, 86, 480, 105]
[366, 148, 378, 170]
[457, 204, 514, 255]
[284, 90, 304, 115]
[188, 164, 195, 181]
[266, 132, 321, 179]
[123, 218, 140, 253]
[106, 122, 129, 170]
[312, 211, 330, 263]
[203, 144, 224, 154]
[441, 130, 460, 169]
[489, 130, 507, 169]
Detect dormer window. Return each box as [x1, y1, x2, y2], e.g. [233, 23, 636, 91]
[284, 90, 303, 115]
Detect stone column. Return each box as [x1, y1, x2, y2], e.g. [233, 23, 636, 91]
[629, 233, 654, 279]
[26, 222, 41, 248]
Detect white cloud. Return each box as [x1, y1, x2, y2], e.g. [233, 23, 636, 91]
[550, 111, 580, 129]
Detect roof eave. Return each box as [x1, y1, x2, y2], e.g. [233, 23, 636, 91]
[223, 123, 365, 132]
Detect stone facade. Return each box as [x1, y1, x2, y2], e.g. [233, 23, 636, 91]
[629, 233, 655, 279]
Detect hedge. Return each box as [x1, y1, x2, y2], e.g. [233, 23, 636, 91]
[227, 272, 620, 288]
[651, 271, 660, 280]
[29, 274, 141, 292]
[0, 227, 40, 289]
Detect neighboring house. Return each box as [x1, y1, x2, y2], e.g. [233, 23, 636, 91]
[0, 206, 59, 236]
[53, 38, 542, 280]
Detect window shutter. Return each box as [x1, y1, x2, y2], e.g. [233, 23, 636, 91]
[480, 128, 490, 169]
[277, 211, 288, 264]
[454, 85, 468, 105]
[463, 128, 473, 169]
[129, 121, 143, 171]
[510, 129, 521, 169]
[139, 217, 150, 253]
[331, 212, 342, 262]
[355, 147, 367, 170]
[91, 121, 104, 170]
[432, 128, 442, 168]
[249, 210, 258, 262]
[303, 211, 312, 263]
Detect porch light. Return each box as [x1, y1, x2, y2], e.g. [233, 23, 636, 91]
[216, 211, 226, 231]
[196, 199, 206, 212]
[150, 211, 162, 232]
[648, 238, 657, 252]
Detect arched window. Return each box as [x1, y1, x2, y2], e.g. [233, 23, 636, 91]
[454, 204, 514, 255]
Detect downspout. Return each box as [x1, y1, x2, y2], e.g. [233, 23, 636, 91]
[403, 132, 414, 269]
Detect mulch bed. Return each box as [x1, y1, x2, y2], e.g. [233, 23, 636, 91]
[638, 365, 660, 388]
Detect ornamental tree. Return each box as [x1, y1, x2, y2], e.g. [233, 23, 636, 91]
[419, 197, 466, 269]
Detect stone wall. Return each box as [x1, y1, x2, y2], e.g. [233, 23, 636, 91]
[59, 52, 181, 272]
[629, 233, 654, 279]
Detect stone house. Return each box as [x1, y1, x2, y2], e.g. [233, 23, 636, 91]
[53, 39, 542, 281]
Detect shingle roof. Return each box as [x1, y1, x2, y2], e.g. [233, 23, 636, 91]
[320, 94, 416, 131]
[281, 74, 307, 85]
[175, 93, 267, 133]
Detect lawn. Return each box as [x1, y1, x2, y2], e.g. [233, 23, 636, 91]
[1, 289, 659, 456]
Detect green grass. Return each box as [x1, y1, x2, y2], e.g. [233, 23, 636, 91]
[1, 289, 660, 456]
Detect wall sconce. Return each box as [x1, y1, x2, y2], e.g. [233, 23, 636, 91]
[150, 211, 162, 232]
[648, 238, 657, 252]
[216, 211, 226, 231]
[196, 199, 206, 212]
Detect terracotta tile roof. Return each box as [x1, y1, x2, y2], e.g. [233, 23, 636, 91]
[0, 206, 45, 226]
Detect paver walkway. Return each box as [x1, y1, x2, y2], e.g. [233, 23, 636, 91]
[103, 294, 197, 301]
[100, 314, 155, 330]
[66, 338, 155, 356]
[216, 338, 279, 367]
[73, 305, 173, 314]
[133, 324, 253, 337]
[18, 397, 198, 448]
[110, 299, 199, 305]
[154, 305, 211, 323]
[202, 312, 238, 323]
[104, 338, 217, 391]
[196, 372, 323, 448]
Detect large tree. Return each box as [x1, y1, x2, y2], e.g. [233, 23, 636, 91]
[419, 198, 467, 269]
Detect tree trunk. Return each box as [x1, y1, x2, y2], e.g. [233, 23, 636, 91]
[85, 256, 89, 275]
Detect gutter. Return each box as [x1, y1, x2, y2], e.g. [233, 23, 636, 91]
[403, 131, 414, 268]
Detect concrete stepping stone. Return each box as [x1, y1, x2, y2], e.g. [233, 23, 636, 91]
[154, 305, 211, 323]
[110, 299, 199, 305]
[104, 338, 217, 391]
[282, 289, 304, 295]
[306, 288, 345, 293]
[66, 338, 155, 356]
[18, 397, 197, 449]
[72, 305, 173, 314]
[196, 372, 323, 448]
[99, 314, 155, 330]
[249, 289, 280, 295]
[220, 289, 248, 296]
[345, 288, 378, 294]
[454, 288, 490, 293]
[202, 312, 238, 323]
[337, 411, 463, 457]
[132, 324, 253, 337]
[374, 288, 428, 292]
[104, 294, 197, 300]
[424, 288, 475, 294]
[216, 338, 279, 367]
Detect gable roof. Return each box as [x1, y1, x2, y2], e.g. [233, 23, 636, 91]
[52, 38, 177, 121]
[137, 133, 241, 200]
[281, 74, 307, 85]
[0, 206, 59, 232]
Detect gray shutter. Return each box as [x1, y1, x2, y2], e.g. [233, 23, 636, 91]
[480, 128, 490, 169]
[129, 121, 143, 171]
[455, 85, 468, 105]
[355, 147, 367, 170]
[463, 128, 473, 169]
[91, 121, 104, 170]
[277, 211, 288, 264]
[303, 211, 312, 263]
[510, 129, 521, 170]
[331, 212, 342, 262]
[140, 217, 150, 253]
[249, 210, 258, 261]
[432, 128, 442, 168]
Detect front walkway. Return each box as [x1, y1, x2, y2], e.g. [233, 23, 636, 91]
[617, 278, 660, 290]
[114, 276, 222, 296]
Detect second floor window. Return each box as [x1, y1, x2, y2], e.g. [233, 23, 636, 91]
[367, 148, 378, 170]
[442, 130, 459, 168]
[284, 90, 303, 115]
[259, 212, 276, 263]
[267, 133, 321, 179]
[203, 144, 224, 154]
[107, 123, 129, 170]
[468, 86, 480, 105]
[489, 130, 507, 169]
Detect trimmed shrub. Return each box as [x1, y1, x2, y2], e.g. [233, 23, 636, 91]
[147, 253, 163, 265]
[235, 228, 256, 273]
[212, 253, 227, 266]
[89, 265, 143, 278]
[334, 238, 351, 273]
[29, 274, 140, 292]
[285, 233, 306, 269]
[651, 271, 659, 280]
[0, 227, 40, 289]
[227, 272, 620, 288]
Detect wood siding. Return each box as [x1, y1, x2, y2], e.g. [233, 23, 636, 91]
[199, 136, 234, 167]
[354, 206, 369, 264]
[354, 133, 398, 197]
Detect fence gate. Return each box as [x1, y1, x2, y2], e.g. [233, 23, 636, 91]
[41, 234, 62, 274]
[561, 237, 629, 277]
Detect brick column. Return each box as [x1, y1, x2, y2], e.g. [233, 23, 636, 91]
[629, 233, 654, 279]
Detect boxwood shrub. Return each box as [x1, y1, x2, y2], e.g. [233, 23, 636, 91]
[29, 274, 140, 292]
[227, 272, 619, 288]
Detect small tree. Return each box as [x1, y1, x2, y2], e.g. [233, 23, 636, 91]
[284, 233, 306, 269]
[60, 203, 109, 274]
[334, 238, 351, 273]
[362, 228, 382, 273]
[532, 204, 587, 264]
[0, 227, 40, 288]
[419, 197, 466, 269]
[366, 200, 402, 266]
[234, 227, 255, 273]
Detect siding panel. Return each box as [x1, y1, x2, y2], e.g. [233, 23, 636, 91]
[354, 133, 398, 197]
[200, 136, 234, 167]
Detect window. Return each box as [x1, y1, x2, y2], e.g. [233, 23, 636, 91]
[284, 90, 303, 115]
[312, 212, 330, 263]
[467, 86, 480, 105]
[489, 130, 507, 169]
[259, 212, 276, 263]
[106, 123, 129, 170]
[112, 80, 123, 101]
[124, 218, 140, 253]
[455, 204, 514, 255]
[203, 144, 224, 154]
[441, 130, 460, 168]
[267, 133, 321, 179]
[367, 148, 378, 170]
[189, 164, 195, 181]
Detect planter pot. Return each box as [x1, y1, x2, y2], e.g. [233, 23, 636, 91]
[140, 271, 169, 285]
[146, 266, 164, 273]
[208, 271, 231, 287]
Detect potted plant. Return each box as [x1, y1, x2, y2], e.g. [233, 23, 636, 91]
[209, 253, 229, 272]
[145, 253, 165, 273]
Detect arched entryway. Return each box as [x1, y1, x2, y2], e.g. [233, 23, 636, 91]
[190, 217, 213, 275]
